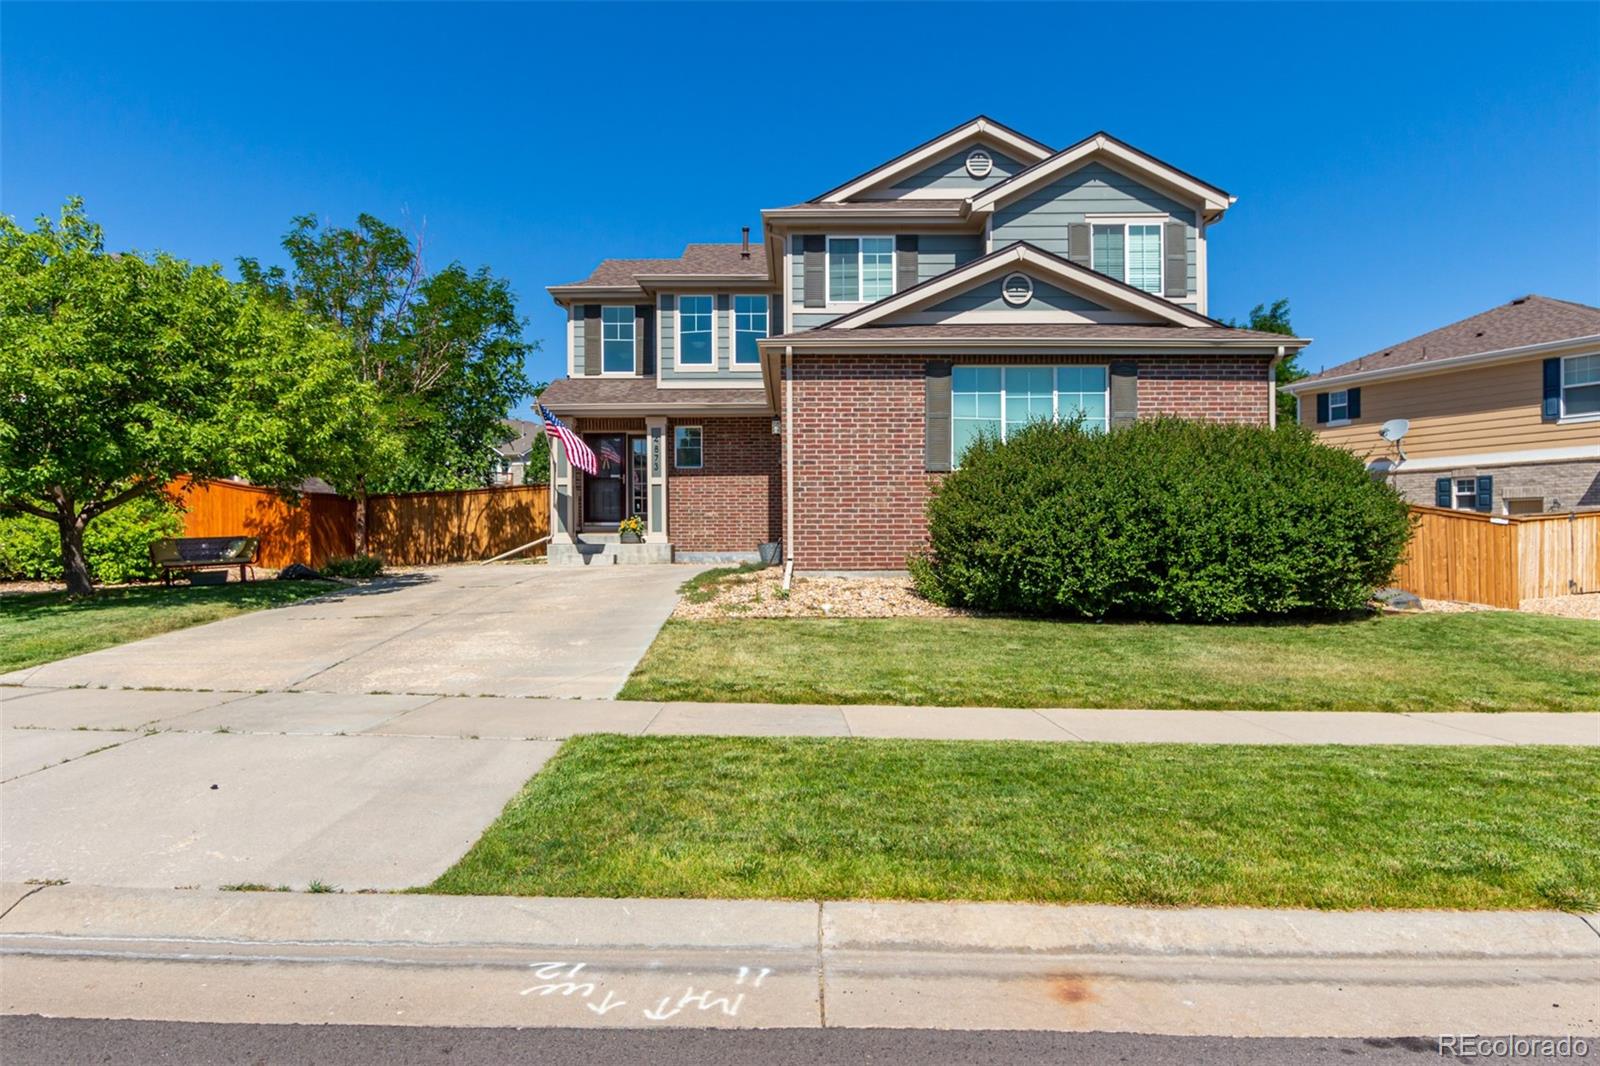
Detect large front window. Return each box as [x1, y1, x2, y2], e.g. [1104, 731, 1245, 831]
[601, 306, 634, 374]
[678, 295, 713, 367]
[734, 295, 767, 366]
[1091, 222, 1163, 294]
[1563, 353, 1600, 418]
[952, 364, 1109, 466]
[827, 236, 895, 304]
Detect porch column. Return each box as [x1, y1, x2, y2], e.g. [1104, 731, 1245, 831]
[550, 427, 576, 543]
[646, 415, 669, 543]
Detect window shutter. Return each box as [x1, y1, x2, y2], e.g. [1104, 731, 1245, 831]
[1163, 220, 1186, 297]
[895, 235, 919, 292]
[924, 360, 952, 472]
[1475, 475, 1493, 513]
[1543, 357, 1562, 421]
[1315, 392, 1329, 424]
[1110, 361, 1139, 428]
[1347, 387, 1361, 419]
[1067, 223, 1091, 267]
[802, 236, 825, 308]
[635, 305, 651, 376]
[1434, 477, 1452, 508]
[583, 304, 601, 376]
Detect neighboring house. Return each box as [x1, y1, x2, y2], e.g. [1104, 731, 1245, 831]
[539, 116, 1308, 568]
[1283, 295, 1600, 514]
[492, 418, 542, 486]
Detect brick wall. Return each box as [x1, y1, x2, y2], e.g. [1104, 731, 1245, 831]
[1393, 460, 1600, 512]
[668, 416, 782, 552]
[789, 352, 1275, 571]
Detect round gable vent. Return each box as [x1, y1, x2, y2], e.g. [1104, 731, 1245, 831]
[965, 149, 993, 179]
[1001, 272, 1034, 307]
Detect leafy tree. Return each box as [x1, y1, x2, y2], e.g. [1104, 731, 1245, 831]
[1222, 298, 1306, 425]
[0, 200, 377, 595]
[240, 213, 535, 549]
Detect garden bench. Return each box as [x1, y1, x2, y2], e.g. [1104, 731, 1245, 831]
[149, 537, 259, 585]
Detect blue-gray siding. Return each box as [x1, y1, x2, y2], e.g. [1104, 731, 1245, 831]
[990, 162, 1197, 296]
[892, 144, 1029, 193]
[655, 292, 765, 381]
[927, 275, 1100, 315]
[789, 233, 984, 326]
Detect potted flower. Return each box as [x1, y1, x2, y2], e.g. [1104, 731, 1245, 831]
[618, 515, 646, 544]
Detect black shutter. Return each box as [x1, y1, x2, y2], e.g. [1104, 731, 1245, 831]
[925, 360, 952, 472]
[1475, 475, 1493, 513]
[1315, 392, 1329, 424]
[1543, 357, 1562, 421]
[636, 304, 653, 375]
[1110, 362, 1139, 428]
[1347, 387, 1361, 419]
[582, 304, 601, 376]
[895, 235, 919, 292]
[802, 235, 825, 308]
[1067, 223, 1091, 267]
[1163, 220, 1187, 297]
[1435, 478, 1452, 508]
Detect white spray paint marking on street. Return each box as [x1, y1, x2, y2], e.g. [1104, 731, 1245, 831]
[514, 960, 774, 1023]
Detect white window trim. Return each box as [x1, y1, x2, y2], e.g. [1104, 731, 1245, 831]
[1451, 477, 1479, 511]
[673, 424, 704, 469]
[825, 235, 897, 308]
[950, 364, 1110, 468]
[1325, 388, 1351, 427]
[599, 305, 637, 377]
[675, 294, 717, 373]
[1087, 217, 1166, 296]
[732, 294, 768, 367]
[1559, 353, 1600, 423]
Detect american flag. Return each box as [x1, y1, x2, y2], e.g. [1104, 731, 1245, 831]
[537, 403, 598, 476]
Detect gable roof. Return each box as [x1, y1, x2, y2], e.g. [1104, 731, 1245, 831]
[1288, 294, 1600, 391]
[812, 116, 1054, 203]
[969, 131, 1234, 218]
[820, 241, 1229, 331]
[548, 242, 768, 299]
[495, 417, 541, 457]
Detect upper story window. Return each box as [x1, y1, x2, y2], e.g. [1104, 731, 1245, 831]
[1091, 223, 1163, 294]
[1562, 354, 1600, 418]
[952, 365, 1109, 466]
[678, 295, 714, 367]
[827, 236, 895, 304]
[734, 295, 768, 366]
[1327, 389, 1350, 422]
[601, 306, 634, 374]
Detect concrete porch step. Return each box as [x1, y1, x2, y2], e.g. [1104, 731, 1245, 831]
[548, 539, 674, 566]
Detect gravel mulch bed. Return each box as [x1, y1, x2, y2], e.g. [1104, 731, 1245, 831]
[672, 568, 966, 620]
[1520, 593, 1600, 621]
[1417, 598, 1497, 614]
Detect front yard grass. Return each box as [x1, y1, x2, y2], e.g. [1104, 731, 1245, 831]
[619, 612, 1600, 712]
[0, 581, 338, 674]
[429, 735, 1600, 911]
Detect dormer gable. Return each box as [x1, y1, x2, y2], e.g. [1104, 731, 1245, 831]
[813, 116, 1053, 203]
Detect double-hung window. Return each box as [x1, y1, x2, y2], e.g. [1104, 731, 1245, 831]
[1562, 354, 1600, 418]
[673, 425, 702, 469]
[601, 306, 635, 374]
[678, 295, 714, 368]
[951, 365, 1110, 466]
[734, 295, 767, 366]
[1327, 389, 1350, 423]
[1451, 477, 1478, 511]
[1090, 222, 1163, 294]
[827, 236, 895, 304]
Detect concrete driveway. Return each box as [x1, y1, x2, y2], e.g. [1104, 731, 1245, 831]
[0, 563, 697, 700]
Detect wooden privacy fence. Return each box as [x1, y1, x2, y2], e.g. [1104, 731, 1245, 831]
[172, 479, 549, 569]
[1391, 504, 1599, 609]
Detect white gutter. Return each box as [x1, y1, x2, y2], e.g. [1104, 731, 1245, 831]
[1268, 345, 1285, 429]
[1282, 335, 1600, 394]
[758, 337, 1308, 354]
[782, 344, 795, 592]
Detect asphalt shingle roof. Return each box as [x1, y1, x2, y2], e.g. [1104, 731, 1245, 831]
[556, 243, 767, 289]
[767, 323, 1289, 343]
[539, 377, 768, 409]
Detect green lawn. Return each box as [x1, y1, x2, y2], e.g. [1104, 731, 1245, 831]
[429, 735, 1600, 911]
[0, 581, 338, 674]
[620, 613, 1600, 712]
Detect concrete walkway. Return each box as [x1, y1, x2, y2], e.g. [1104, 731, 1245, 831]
[0, 564, 698, 700]
[2, 882, 1595, 1036]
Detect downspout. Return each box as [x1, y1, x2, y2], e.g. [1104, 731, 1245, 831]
[1269, 345, 1285, 429]
[782, 344, 795, 591]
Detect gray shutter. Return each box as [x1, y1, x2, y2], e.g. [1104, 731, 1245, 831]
[1163, 221, 1187, 297]
[582, 304, 601, 376]
[1110, 361, 1138, 428]
[896, 235, 919, 292]
[1067, 223, 1091, 267]
[1475, 475, 1494, 513]
[924, 360, 952, 472]
[1543, 357, 1562, 421]
[635, 305, 651, 376]
[802, 235, 825, 308]
[1435, 478, 1452, 508]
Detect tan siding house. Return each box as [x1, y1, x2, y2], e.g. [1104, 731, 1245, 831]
[1284, 295, 1600, 513]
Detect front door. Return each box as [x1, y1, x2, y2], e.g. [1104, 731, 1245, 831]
[583, 434, 625, 524]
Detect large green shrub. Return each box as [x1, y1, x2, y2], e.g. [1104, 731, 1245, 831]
[0, 497, 183, 585]
[912, 419, 1414, 621]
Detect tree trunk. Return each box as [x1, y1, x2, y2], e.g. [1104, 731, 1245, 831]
[58, 513, 94, 597]
[354, 475, 368, 556]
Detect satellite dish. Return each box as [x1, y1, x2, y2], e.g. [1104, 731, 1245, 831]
[1379, 419, 1410, 442]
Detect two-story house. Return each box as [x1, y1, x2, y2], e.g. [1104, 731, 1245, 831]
[539, 116, 1309, 569]
[1283, 295, 1600, 514]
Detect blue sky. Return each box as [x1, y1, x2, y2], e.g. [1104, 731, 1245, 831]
[4, 2, 1597, 416]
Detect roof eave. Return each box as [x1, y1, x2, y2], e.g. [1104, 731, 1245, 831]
[1282, 334, 1600, 393]
[547, 285, 648, 303]
[759, 335, 1307, 353]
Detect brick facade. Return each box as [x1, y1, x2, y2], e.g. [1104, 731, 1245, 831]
[789, 352, 1275, 571]
[1393, 459, 1600, 513]
[668, 416, 782, 553]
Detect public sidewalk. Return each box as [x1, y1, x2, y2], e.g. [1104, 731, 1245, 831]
[2, 882, 1595, 1036]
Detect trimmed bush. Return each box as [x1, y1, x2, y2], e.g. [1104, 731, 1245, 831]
[321, 554, 385, 579]
[0, 498, 183, 585]
[911, 419, 1414, 621]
